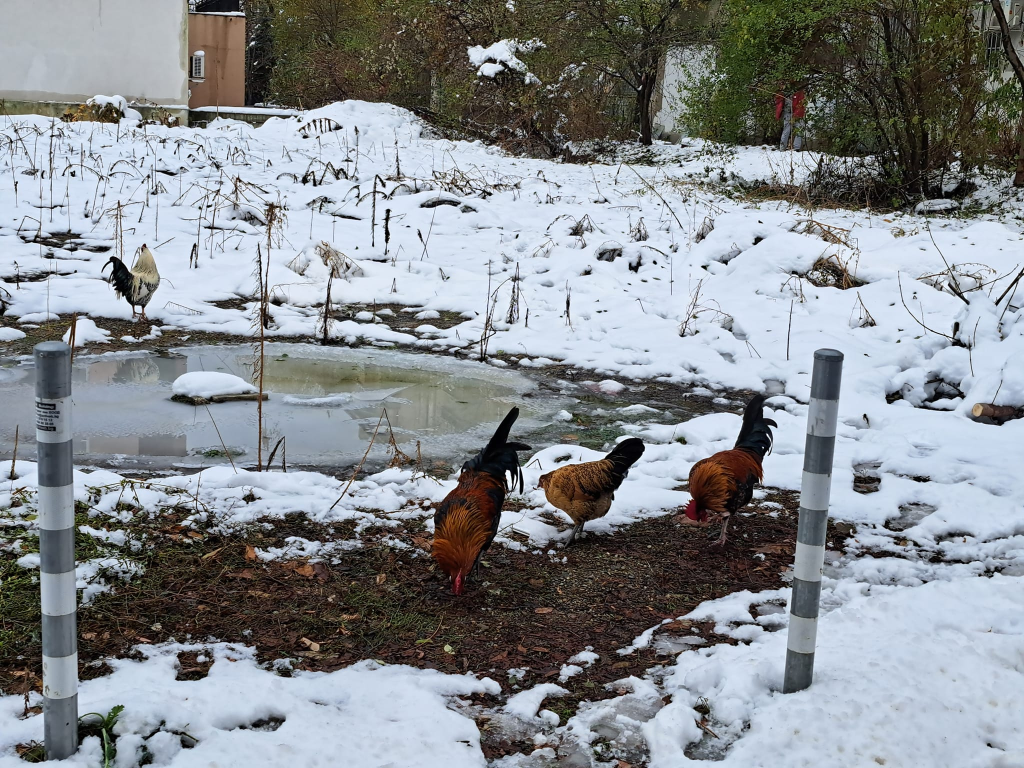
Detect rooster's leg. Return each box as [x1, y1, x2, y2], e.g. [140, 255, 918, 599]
[139, 307, 148, 322]
[710, 514, 730, 550]
[565, 522, 584, 547]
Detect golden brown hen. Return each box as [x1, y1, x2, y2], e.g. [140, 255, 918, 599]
[539, 437, 645, 546]
[684, 394, 777, 548]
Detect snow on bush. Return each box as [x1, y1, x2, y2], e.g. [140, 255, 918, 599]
[468, 39, 544, 84]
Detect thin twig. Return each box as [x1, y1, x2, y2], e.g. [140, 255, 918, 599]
[897, 273, 954, 340]
[925, 222, 969, 305]
[625, 164, 685, 230]
[994, 266, 1024, 307]
[328, 410, 387, 511]
[204, 406, 236, 473]
[786, 300, 794, 361]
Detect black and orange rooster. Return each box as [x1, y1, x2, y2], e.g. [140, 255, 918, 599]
[432, 407, 531, 596]
[539, 437, 645, 547]
[684, 394, 777, 548]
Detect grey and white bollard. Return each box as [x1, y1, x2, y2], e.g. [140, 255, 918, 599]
[35, 342, 78, 759]
[783, 348, 843, 694]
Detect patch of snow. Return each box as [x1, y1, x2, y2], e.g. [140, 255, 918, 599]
[0, 642, 500, 767]
[63, 317, 111, 346]
[172, 371, 257, 399]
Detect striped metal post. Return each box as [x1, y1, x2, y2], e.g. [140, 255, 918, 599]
[35, 342, 78, 759]
[783, 348, 843, 694]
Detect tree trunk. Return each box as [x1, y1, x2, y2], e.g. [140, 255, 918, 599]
[636, 71, 657, 146]
[1015, 115, 1024, 187]
[991, 0, 1024, 187]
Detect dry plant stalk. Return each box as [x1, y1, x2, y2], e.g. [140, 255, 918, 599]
[320, 271, 334, 346]
[251, 242, 270, 470]
[9, 425, 19, 481]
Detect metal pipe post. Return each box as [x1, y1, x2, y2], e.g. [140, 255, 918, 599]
[783, 348, 843, 694]
[35, 342, 78, 758]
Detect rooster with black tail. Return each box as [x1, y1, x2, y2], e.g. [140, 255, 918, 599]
[684, 394, 778, 549]
[103, 244, 160, 321]
[431, 407, 531, 596]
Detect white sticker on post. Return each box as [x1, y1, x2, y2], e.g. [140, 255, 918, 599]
[36, 397, 71, 444]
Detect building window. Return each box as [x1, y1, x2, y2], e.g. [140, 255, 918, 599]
[190, 52, 206, 81]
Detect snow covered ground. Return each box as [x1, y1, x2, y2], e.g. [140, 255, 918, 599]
[1, 102, 1023, 766]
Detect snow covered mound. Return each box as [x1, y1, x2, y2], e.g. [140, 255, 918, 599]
[63, 317, 110, 346]
[172, 372, 256, 399]
[0, 643, 499, 768]
[0, 327, 25, 341]
[645, 576, 1024, 767]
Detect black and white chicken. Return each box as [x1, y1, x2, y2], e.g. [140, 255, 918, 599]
[103, 245, 160, 321]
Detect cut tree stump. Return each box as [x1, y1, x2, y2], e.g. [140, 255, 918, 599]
[172, 392, 268, 406]
[970, 403, 1021, 423]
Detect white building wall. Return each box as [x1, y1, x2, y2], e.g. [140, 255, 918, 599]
[0, 0, 189, 106]
[654, 45, 714, 140]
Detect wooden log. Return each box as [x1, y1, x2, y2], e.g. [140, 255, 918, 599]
[171, 392, 268, 406]
[210, 392, 268, 404]
[971, 403, 1020, 421]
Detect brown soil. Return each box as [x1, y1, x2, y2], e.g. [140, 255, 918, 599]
[0, 484, 850, 765]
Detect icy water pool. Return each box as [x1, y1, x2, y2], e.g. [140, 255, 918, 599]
[0, 344, 560, 471]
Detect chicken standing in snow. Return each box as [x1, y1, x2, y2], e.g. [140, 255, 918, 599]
[431, 407, 531, 596]
[684, 394, 777, 548]
[103, 244, 160, 321]
[539, 437, 645, 547]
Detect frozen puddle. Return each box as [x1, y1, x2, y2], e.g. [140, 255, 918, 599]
[0, 343, 557, 470]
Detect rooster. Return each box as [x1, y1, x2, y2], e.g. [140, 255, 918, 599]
[103, 244, 160, 321]
[684, 394, 777, 548]
[432, 407, 531, 596]
[538, 438, 645, 547]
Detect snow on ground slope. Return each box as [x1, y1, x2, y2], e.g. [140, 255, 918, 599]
[2, 103, 1024, 766]
[0, 643, 498, 768]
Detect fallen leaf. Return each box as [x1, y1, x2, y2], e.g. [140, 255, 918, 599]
[299, 637, 321, 652]
[312, 562, 330, 581]
[612, 661, 630, 669]
[81, 632, 97, 641]
[534, 607, 554, 614]
[201, 547, 225, 561]
[757, 543, 790, 555]
[135, 637, 152, 644]
[294, 564, 315, 578]
[187, 531, 203, 539]
[663, 620, 693, 632]
[517, 645, 528, 654]
[230, 569, 255, 580]
[412, 536, 431, 550]
[244, 545, 258, 561]
[489, 650, 508, 661]
[531, 647, 550, 653]
[443, 644, 455, 654]
[529, 578, 544, 587]
[376, 573, 387, 585]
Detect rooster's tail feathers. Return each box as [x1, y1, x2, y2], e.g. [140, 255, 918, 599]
[605, 437, 645, 476]
[103, 256, 135, 301]
[734, 394, 777, 458]
[464, 408, 531, 492]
